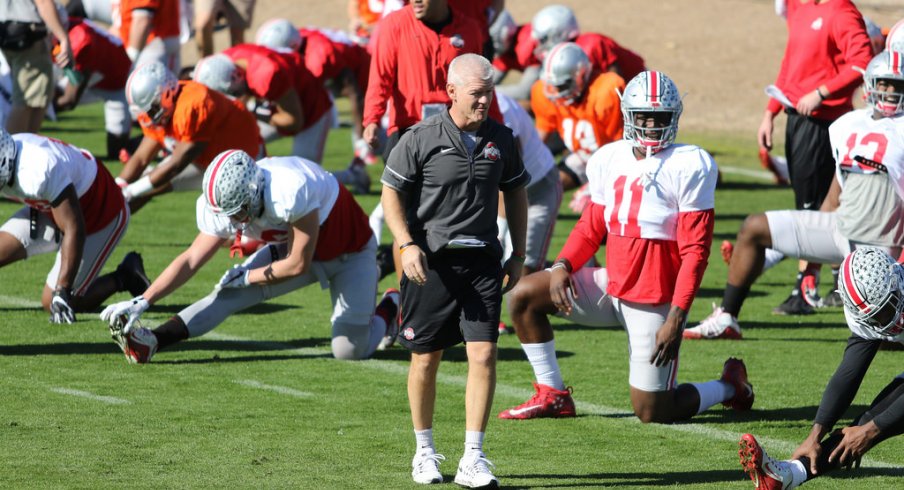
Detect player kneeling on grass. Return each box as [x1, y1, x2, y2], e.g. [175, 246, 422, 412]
[0, 129, 149, 323]
[740, 247, 904, 489]
[100, 150, 399, 363]
[500, 71, 755, 423]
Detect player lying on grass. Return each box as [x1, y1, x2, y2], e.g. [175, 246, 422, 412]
[100, 150, 399, 363]
[740, 247, 904, 489]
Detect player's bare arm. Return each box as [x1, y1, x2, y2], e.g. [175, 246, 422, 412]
[148, 140, 209, 188]
[49, 185, 86, 295]
[120, 137, 163, 182]
[650, 305, 685, 367]
[501, 186, 528, 293]
[142, 232, 226, 304]
[792, 423, 828, 474]
[128, 10, 154, 54]
[548, 258, 575, 315]
[829, 421, 880, 467]
[247, 212, 319, 285]
[818, 176, 842, 212]
[381, 185, 428, 286]
[270, 90, 305, 134]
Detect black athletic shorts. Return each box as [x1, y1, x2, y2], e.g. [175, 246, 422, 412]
[398, 248, 502, 353]
[784, 111, 836, 210]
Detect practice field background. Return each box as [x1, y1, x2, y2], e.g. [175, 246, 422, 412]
[2, 100, 904, 488]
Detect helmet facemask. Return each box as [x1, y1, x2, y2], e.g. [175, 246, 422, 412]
[623, 109, 680, 154]
[840, 247, 904, 337]
[540, 42, 591, 106]
[619, 71, 683, 155]
[864, 77, 904, 118]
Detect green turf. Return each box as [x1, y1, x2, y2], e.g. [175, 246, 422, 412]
[2, 102, 902, 488]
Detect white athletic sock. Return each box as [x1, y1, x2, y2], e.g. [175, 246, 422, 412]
[522, 341, 565, 390]
[763, 248, 785, 272]
[464, 430, 484, 454]
[692, 380, 734, 414]
[369, 202, 384, 244]
[788, 459, 807, 486]
[415, 428, 435, 454]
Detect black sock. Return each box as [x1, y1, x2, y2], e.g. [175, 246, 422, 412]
[721, 284, 750, 317]
[152, 316, 190, 350]
[790, 272, 804, 297]
[831, 267, 840, 291]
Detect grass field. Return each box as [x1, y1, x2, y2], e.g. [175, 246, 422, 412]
[2, 102, 903, 489]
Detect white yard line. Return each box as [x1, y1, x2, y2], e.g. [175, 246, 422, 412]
[233, 379, 312, 398]
[0, 294, 43, 309]
[49, 387, 130, 405]
[719, 165, 774, 181]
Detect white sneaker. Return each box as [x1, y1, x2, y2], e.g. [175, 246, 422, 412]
[411, 451, 445, 484]
[683, 304, 743, 340]
[110, 316, 158, 364]
[453, 451, 498, 489]
[376, 288, 400, 350]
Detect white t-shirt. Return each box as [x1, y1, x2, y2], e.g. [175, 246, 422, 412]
[496, 90, 555, 186]
[587, 140, 717, 241]
[197, 156, 339, 243]
[3, 134, 98, 210]
[830, 109, 904, 201]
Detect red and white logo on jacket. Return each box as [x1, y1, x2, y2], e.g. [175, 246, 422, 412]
[483, 142, 501, 161]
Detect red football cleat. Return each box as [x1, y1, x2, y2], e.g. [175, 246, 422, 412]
[739, 433, 794, 489]
[721, 357, 754, 410]
[498, 383, 576, 419]
[758, 148, 790, 186]
[721, 240, 734, 265]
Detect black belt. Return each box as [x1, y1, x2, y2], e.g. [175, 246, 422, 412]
[853, 155, 888, 173]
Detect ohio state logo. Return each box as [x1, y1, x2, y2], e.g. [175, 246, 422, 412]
[403, 327, 415, 340]
[450, 35, 464, 48]
[483, 142, 501, 161]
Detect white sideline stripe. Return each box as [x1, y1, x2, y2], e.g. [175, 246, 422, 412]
[233, 379, 312, 398]
[0, 294, 43, 309]
[204, 332, 904, 470]
[720, 165, 774, 181]
[50, 387, 130, 405]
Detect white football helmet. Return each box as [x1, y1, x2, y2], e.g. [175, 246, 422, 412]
[862, 51, 904, 117]
[0, 128, 17, 188]
[256, 19, 302, 51]
[839, 247, 904, 337]
[531, 5, 579, 61]
[489, 10, 518, 56]
[620, 71, 683, 154]
[540, 42, 591, 105]
[886, 18, 904, 53]
[126, 62, 179, 124]
[193, 54, 247, 98]
[203, 150, 265, 220]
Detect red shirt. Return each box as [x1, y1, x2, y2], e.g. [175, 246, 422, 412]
[363, 4, 489, 134]
[68, 18, 131, 91]
[298, 28, 371, 92]
[313, 184, 373, 261]
[493, 24, 535, 72]
[767, 0, 873, 121]
[448, 0, 494, 37]
[223, 44, 293, 101]
[520, 31, 645, 81]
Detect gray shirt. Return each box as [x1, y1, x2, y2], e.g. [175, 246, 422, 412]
[381, 110, 530, 254]
[837, 172, 904, 247]
[1, 0, 41, 23]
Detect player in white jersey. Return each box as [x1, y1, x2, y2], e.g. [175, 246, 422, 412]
[498, 71, 754, 423]
[0, 130, 149, 323]
[495, 89, 561, 273]
[100, 150, 400, 364]
[739, 247, 904, 490]
[688, 50, 904, 341]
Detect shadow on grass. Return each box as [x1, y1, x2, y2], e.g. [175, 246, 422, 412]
[694, 287, 767, 299]
[717, 181, 788, 191]
[145, 302, 298, 315]
[503, 469, 744, 487]
[0, 336, 331, 357]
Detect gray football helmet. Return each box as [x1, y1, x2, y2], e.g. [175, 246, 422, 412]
[620, 71, 683, 154]
[193, 54, 247, 98]
[489, 10, 518, 56]
[540, 42, 591, 106]
[887, 18, 904, 53]
[531, 5, 579, 61]
[0, 128, 16, 188]
[126, 62, 179, 124]
[839, 247, 904, 337]
[862, 50, 904, 117]
[203, 150, 265, 221]
[255, 18, 302, 51]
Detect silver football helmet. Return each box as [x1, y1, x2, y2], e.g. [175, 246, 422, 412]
[886, 18, 904, 53]
[620, 71, 683, 154]
[255, 18, 302, 51]
[489, 10, 517, 56]
[203, 150, 265, 221]
[193, 54, 247, 98]
[531, 5, 579, 61]
[839, 247, 904, 337]
[540, 42, 591, 105]
[0, 128, 16, 188]
[862, 50, 904, 117]
[126, 62, 179, 124]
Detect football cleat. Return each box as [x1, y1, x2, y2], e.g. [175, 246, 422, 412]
[772, 293, 814, 316]
[498, 383, 576, 419]
[821, 290, 844, 307]
[109, 315, 158, 364]
[799, 274, 821, 308]
[739, 434, 796, 490]
[454, 451, 498, 489]
[720, 240, 734, 265]
[376, 288, 400, 350]
[721, 357, 754, 411]
[411, 451, 445, 485]
[354, 139, 379, 166]
[116, 252, 151, 297]
[684, 304, 743, 340]
[758, 148, 790, 186]
[497, 321, 510, 335]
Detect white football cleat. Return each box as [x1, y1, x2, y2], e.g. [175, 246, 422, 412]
[377, 288, 400, 350]
[110, 315, 158, 364]
[454, 451, 498, 489]
[684, 304, 742, 340]
[411, 450, 445, 484]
